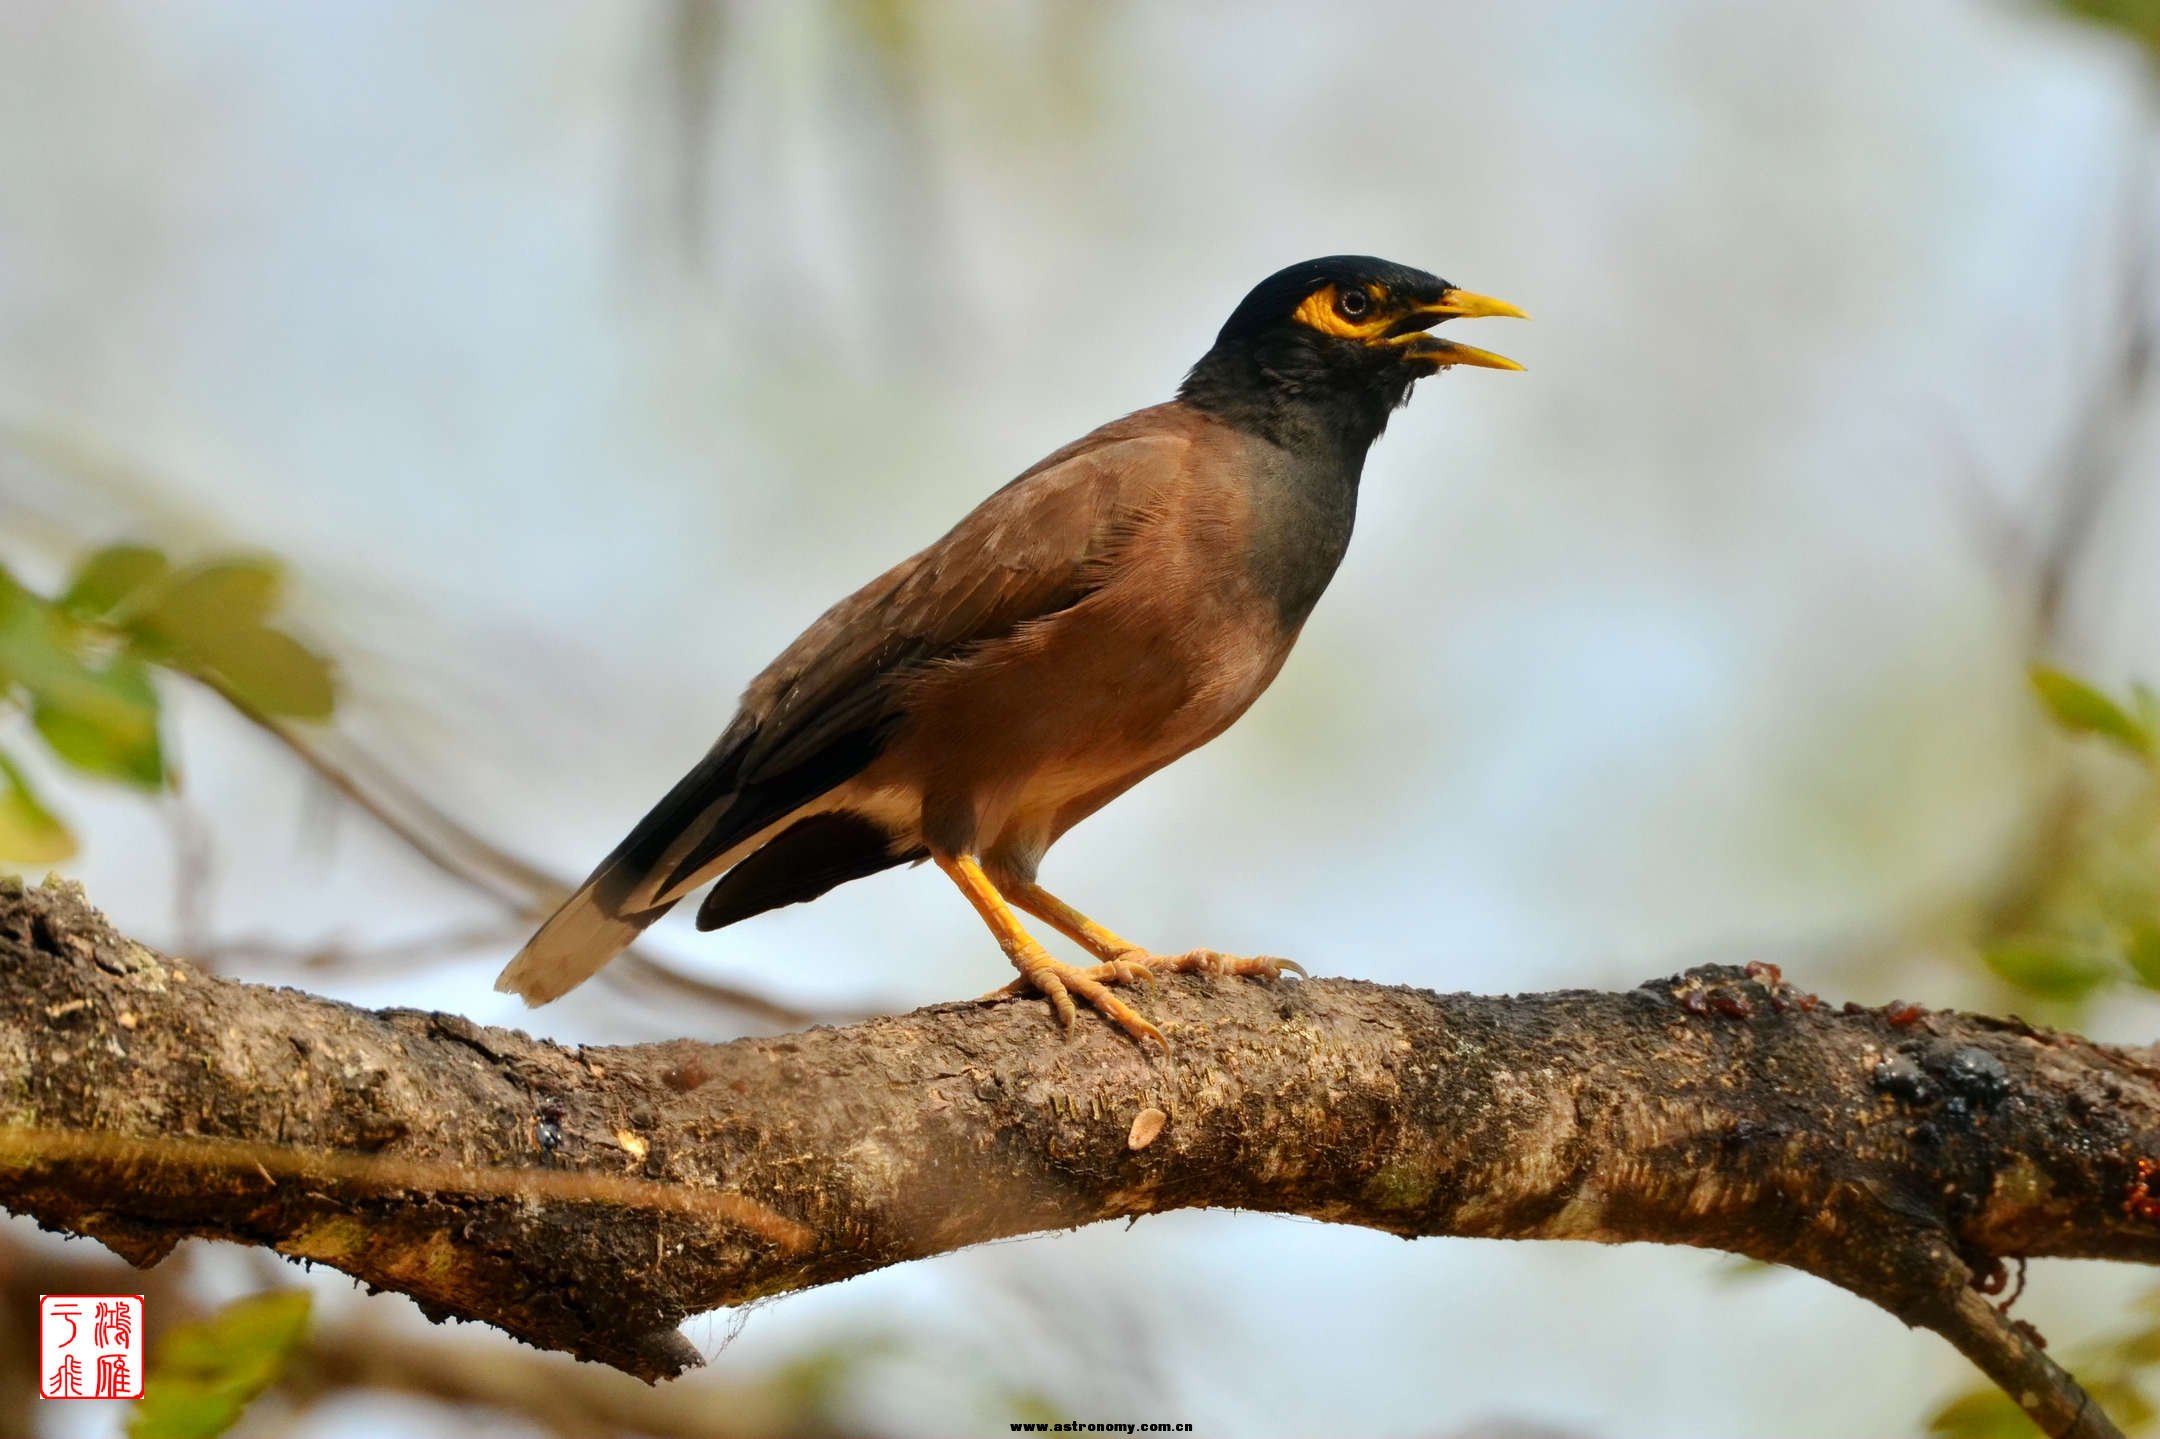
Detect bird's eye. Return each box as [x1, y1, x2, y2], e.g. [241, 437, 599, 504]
[1336, 288, 1371, 319]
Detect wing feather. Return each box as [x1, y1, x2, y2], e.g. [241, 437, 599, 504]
[651, 421, 1191, 894]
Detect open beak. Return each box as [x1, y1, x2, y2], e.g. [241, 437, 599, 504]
[1390, 288, 1529, 372]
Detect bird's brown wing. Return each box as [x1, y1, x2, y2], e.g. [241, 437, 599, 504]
[638, 418, 1191, 900]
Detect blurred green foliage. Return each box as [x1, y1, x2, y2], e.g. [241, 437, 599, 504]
[127, 1291, 312, 1439]
[2030, 668, 2158, 761]
[0, 749, 73, 863]
[1977, 668, 2160, 1008]
[0, 545, 335, 864]
[1934, 666, 2160, 1438]
[2056, 0, 2160, 64]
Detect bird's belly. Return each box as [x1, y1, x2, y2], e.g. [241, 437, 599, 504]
[884, 589, 1298, 859]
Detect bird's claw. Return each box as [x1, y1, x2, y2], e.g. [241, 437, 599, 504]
[984, 945, 1305, 1050]
[1091, 952, 1161, 988]
[988, 952, 1169, 1051]
[1151, 949, 1307, 982]
[985, 951, 1154, 998]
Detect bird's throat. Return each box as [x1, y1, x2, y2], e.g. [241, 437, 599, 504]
[1239, 441, 1363, 630]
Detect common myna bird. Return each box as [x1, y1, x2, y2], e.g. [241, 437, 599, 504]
[498, 255, 1525, 1046]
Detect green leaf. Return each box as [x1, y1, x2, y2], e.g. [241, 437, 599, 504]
[2054, 0, 2160, 67]
[0, 567, 50, 689]
[1927, 1384, 2044, 1439]
[1984, 938, 2117, 1001]
[2127, 923, 2160, 992]
[2111, 1317, 2160, 1364]
[0, 751, 76, 865]
[127, 1290, 310, 1439]
[60, 544, 170, 620]
[2085, 1377, 2156, 1433]
[182, 626, 335, 720]
[0, 571, 85, 692]
[0, 576, 165, 786]
[2030, 667, 2154, 755]
[125, 558, 335, 721]
[2136, 683, 2160, 739]
[30, 653, 163, 788]
[131, 559, 282, 652]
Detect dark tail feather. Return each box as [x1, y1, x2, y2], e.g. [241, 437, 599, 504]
[495, 875, 675, 1005]
[494, 738, 751, 1005]
[497, 710, 903, 1004]
[697, 811, 918, 931]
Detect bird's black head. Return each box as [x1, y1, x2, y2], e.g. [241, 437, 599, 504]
[1179, 255, 1526, 447]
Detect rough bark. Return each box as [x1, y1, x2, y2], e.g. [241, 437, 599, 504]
[4, 878, 2158, 1437]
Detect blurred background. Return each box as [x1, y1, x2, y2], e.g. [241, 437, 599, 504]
[3, 2, 2160, 1436]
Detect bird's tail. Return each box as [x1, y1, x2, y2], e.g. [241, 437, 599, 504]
[493, 872, 675, 1006]
[494, 734, 757, 1005]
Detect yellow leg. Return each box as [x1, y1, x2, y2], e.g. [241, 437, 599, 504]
[999, 877, 1308, 986]
[934, 854, 1166, 1050]
[1004, 881, 1146, 965]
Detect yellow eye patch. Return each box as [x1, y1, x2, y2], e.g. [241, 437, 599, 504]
[1293, 283, 1394, 341]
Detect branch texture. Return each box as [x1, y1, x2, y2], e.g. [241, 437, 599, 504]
[5, 878, 2159, 1436]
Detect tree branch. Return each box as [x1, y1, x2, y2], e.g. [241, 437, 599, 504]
[4, 878, 2157, 1436]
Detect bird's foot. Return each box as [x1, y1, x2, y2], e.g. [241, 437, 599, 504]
[993, 947, 1304, 996]
[1133, 948, 1308, 983]
[987, 949, 1168, 1051]
[984, 947, 1304, 1049]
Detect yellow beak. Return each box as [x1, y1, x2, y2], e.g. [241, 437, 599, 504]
[1396, 288, 1529, 372]
[1403, 337, 1526, 372]
[1419, 289, 1531, 323]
